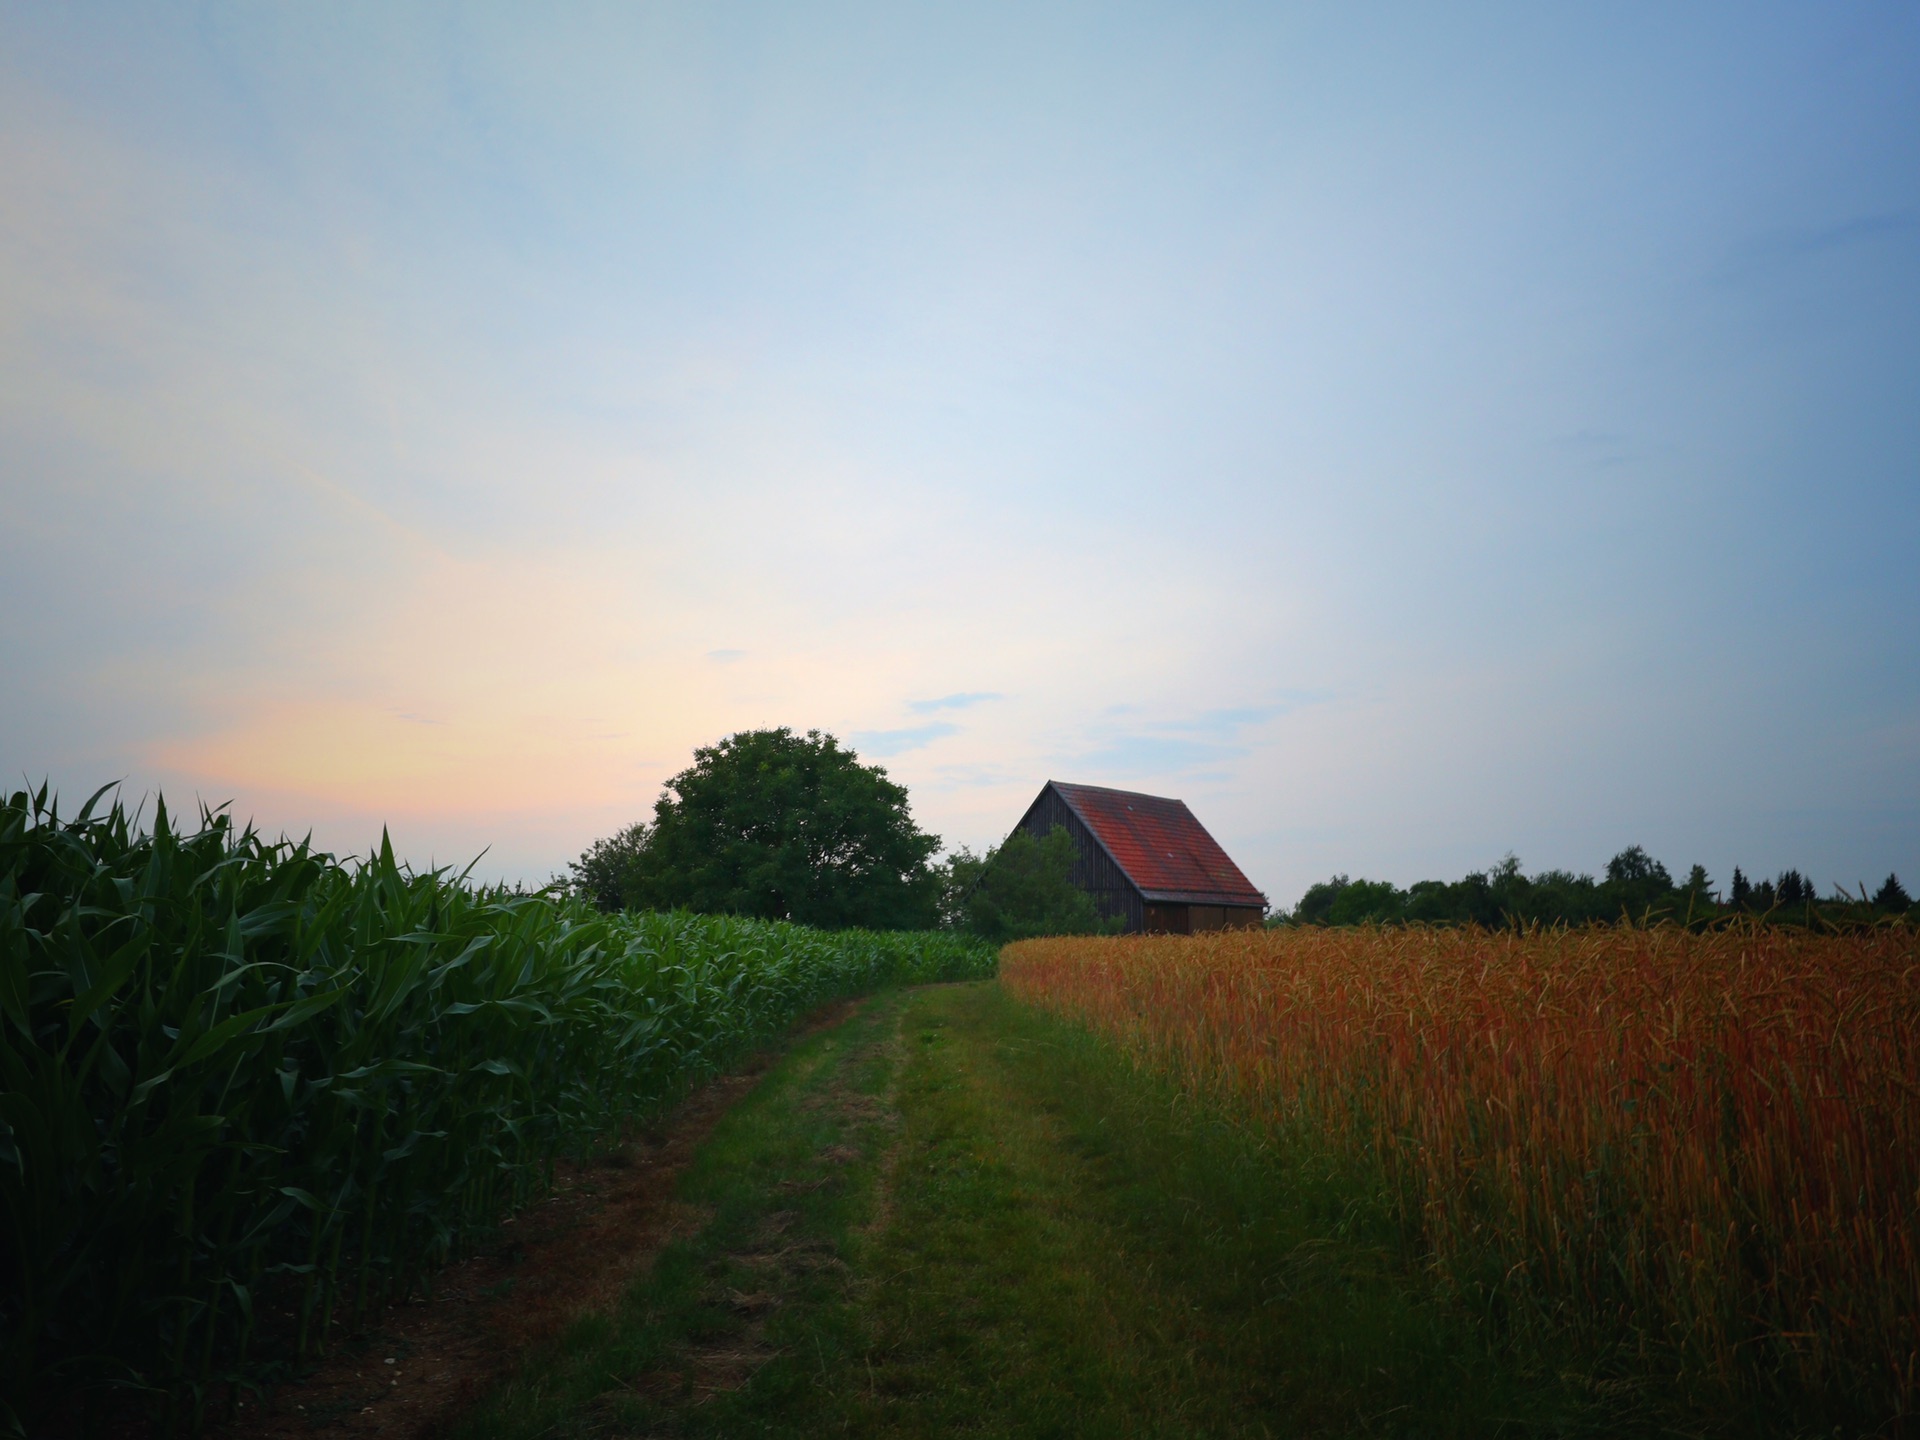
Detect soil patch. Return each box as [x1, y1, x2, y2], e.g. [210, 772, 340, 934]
[216, 998, 865, 1440]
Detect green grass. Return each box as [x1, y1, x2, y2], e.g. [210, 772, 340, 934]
[457, 982, 1619, 1438]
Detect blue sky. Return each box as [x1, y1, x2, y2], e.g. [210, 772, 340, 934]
[2, 3, 1916, 905]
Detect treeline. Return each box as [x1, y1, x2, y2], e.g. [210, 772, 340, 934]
[1285, 847, 1914, 927]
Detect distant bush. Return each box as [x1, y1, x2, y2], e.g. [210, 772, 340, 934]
[940, 828, 1125, 944]
[569, 819, 649, 911]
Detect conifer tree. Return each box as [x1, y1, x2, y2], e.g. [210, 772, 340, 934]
[1680, 864, 1713, 915]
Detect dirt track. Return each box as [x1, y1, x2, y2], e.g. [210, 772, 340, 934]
[217, 999, 864, 1440]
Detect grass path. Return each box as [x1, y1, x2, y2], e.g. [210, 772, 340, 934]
[453, 982, 1607, 1439]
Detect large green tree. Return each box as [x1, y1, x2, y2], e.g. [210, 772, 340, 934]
[586, 728, 941, 929]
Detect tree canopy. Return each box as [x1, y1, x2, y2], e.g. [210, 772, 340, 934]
[571, 729, 941, 930]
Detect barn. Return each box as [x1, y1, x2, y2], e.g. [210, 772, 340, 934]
[1010, 780, 1267, 934]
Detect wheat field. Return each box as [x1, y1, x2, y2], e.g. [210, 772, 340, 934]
[1002, 924, 1920, 1422]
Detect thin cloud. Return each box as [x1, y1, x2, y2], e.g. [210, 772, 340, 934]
[1055, 696, 1326, 780]
[1553, 429, 1633, 469]
[1156, 706, 1282, 737]
[929, 761, 1023, 789]
[907, 692, 1002, 714]
[1768, 211, 1918, 259]
[1154, 696, 1326, 738]
[850, 722, 960, 757]
[706, 649, 746, 663]
[1721, 211, 1919, 280]
[1067, 734, 1238, 777]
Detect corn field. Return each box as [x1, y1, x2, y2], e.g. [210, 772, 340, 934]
[1001, 925, 1920, 1429]
[0, 786, 991, 1430]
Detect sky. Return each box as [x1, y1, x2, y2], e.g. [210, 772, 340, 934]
[3, 3, 1917, 907]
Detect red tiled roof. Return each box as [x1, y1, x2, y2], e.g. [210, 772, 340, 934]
[1049, 782, 1266, 907]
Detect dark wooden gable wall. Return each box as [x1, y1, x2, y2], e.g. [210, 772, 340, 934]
[1012, 783, 1146, 932]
